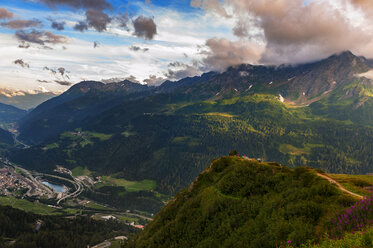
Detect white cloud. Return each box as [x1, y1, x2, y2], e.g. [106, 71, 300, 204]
[0, 2, 236, 90]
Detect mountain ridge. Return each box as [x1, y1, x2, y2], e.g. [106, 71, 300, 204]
[0, 89, 58, 110]
[0, 102, 27, 124]
[9, 50, 373, 196]
[126, 156, 358, 248]
[18, 51, 373, 145]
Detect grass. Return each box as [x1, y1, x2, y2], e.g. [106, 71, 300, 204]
[61, 131, 112, 148]
[121, 131, 136, 137]
[172, 136, 200, 147]
[85, 201, 114, 211]
[303, 226, 373, 248]
[0, 196, 60, 215]
[88, 132, 113, 141]
[71, 166, 91, 177]
[327, 174, 373, 197]
[203, 112, 234, 118]
[95, 176, 156, 192]
[110, 239, 128, 248]
[43, 143, 59, 150]
[63, 208, 80, 215]
[279, 144, 311, 155]
[115, 214, 138, 223]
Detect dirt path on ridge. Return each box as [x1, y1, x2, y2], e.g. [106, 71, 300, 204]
[317, 173, 363, 199]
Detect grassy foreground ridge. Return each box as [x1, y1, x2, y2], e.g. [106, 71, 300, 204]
[127, 156, 371, 248]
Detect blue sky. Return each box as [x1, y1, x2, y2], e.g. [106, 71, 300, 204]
[0, 0, 238, 92]
[0, 0, 372, 93]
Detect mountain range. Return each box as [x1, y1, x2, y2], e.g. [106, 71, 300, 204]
[0, 51, 372, 247]
[7, 51, 373, 197]
[0, 89, 58, 110]
[0, 102, 27, 125]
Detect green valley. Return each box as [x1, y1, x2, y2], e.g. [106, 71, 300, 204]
[2, 51, 373, 247]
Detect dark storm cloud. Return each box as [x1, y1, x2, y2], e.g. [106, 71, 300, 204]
[232, 20, 249, 38]
[164, 61, 204, 80]
[18, 41, 30, 49]
[43, 66, 71, 85]
[37, 79, 51, 83]
[13, 59, 30, 68]
[43, 31, 68, 44]
[0, 8, 14, 19]
[143, 75, 164, 86]
[133, 16, 157, 40]
[44, 66, 69, 78]
[73, 21, 88, 32]
[34, 0, 113, 33]
[15, 30, 68, 45]
[125, 75, 140, 84]
[51, 20, 65, 30]
[201, 38, 263, 71]
[351, 0, 373, 14]
[1, 19, 42, 29]
[35, 0, 111, 11]
[168, 62, 184, 67]
[191, 0, 371, 67]
[116, 12, 129, 30]
[58, 67, 66, 76]
[73, 10, 111, 32]
[54, 80, 72, 86]
[43, 66, 57, 75]
[129, 45, 149, 52]
[37, 0, 150, 10]
[85, 9, 111, 32]
[41, 45, 53, 50]
[130, 45, 141, 51]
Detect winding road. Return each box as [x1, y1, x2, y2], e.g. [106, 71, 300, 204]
[317, 173, 363, 199]
[8, 162, 83, 206]
[39, 174, 83, 206]
[12, 133, 30, 149]
[11, 164, 53, 195]
[92, 241, 111, 248]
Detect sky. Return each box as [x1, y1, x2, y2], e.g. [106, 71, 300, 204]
[0, 0, 373, 93]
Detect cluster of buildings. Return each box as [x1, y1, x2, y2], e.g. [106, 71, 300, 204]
[130, 222, 144, 230]
[0, 167, 30, 196]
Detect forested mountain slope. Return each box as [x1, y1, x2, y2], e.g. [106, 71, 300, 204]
[17, 80, 152, 144]
[0, 205, 135, 248]
[0, 102, 27, 124]
[0, 128, 15, 154]
[10, 51, 373, 195]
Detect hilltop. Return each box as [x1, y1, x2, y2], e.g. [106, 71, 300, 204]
[127, 156, 368, 248]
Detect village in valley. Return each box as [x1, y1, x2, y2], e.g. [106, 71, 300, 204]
[0, 158, 147, 231]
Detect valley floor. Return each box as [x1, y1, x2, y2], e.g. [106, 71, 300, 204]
[0, 159, 157, 230]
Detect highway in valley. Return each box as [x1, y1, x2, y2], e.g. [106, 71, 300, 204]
[2, 160, 84, 206]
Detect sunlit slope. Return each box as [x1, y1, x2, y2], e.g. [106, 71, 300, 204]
[127, 156, 363, 248]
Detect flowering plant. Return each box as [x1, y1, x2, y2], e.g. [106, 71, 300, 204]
[328, 194, 373, 239]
